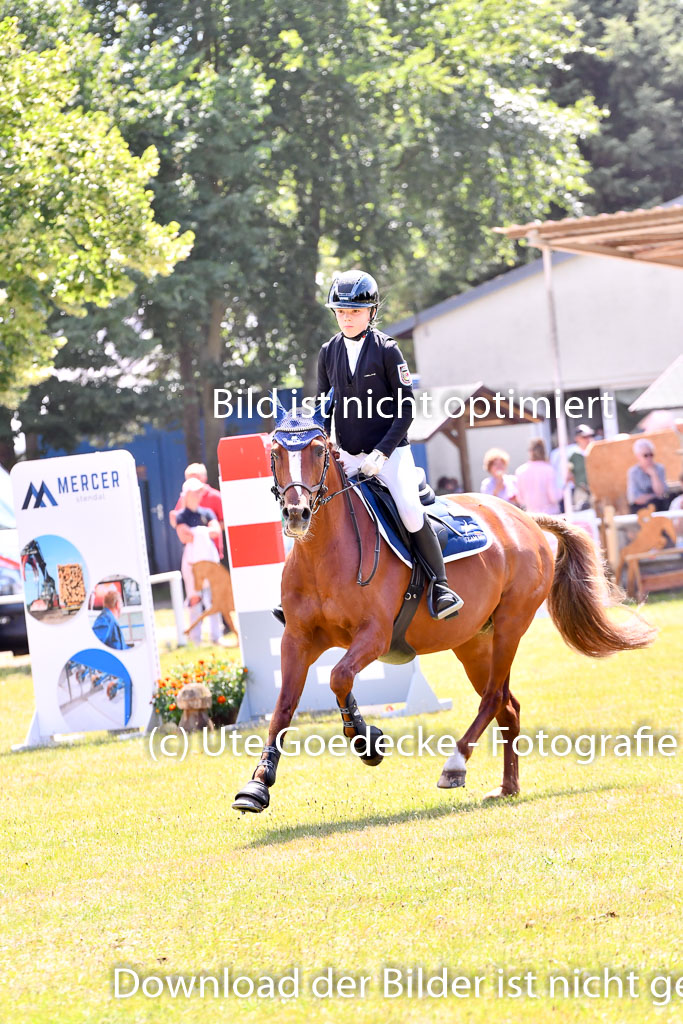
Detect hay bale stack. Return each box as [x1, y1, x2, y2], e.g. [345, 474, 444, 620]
[58, 563, 85, 608]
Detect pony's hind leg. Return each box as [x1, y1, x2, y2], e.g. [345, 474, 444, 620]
[438, 618, 526, 797]
[438, 632, 491, 789]
[484, 687, 521, 800]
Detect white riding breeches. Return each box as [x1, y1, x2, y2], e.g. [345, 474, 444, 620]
[339, 444, 425, 534]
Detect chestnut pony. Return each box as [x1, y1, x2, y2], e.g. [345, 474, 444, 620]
[232, 425, 654, 813]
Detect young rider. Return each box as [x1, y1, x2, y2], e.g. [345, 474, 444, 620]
[318, 269, 463, 618]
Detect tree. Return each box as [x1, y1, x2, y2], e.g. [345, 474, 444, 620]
[9, 1, 599, 482]
[551, 0, 683, 212]
[0, 16, 193, 405]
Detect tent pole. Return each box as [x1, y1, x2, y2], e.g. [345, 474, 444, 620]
[454, 420, 472, 492]
[533, 236, 573, 514]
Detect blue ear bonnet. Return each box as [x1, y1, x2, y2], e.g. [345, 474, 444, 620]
[272, 391, 333, 451]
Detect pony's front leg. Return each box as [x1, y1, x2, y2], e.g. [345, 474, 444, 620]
[232, 632, 319, 813]
[330, 630, 387, 768]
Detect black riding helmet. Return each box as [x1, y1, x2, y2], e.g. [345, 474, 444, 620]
[326, 269, 379, 321]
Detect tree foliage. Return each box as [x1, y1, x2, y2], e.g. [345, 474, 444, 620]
[6, 0, 601, 478]
[552, 0, 683, 212]
[0, 14, 192, 405]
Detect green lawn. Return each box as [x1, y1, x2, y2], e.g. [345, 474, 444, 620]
[1, 595, 681, 1023]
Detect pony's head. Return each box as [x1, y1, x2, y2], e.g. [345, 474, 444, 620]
[270, 393, 334, 538]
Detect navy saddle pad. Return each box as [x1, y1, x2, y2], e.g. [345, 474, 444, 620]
[354, 481, 491, 567]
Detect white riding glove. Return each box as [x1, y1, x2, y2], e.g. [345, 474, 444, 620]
[360, 449, 387, 478]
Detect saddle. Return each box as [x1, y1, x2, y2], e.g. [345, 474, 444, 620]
[354, 476, 491, 664]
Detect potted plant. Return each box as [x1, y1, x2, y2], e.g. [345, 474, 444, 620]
[153, 657, 246, 727]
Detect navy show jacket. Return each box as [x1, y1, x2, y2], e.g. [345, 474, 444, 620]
[317, 328, 414, 457]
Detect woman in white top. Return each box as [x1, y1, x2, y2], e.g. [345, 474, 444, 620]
[480, 448, 519, 505]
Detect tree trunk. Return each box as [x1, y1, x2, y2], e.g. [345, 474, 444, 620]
[178, 339, 202, 465]
[297, 181, 324, 396]
[0, 407, 15, 471]
[199, 297, 226, 487]
[25, 431, 40, 461]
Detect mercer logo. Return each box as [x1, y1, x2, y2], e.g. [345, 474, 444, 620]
[22, 481, 58, 510]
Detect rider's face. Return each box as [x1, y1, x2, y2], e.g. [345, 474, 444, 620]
[335, 306, 372, 335]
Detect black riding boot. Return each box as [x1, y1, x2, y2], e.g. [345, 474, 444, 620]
[272, 606, 286, 626]
[412, 518, 464, 619]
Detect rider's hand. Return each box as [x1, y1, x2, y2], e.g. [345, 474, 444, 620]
[360, 449, 387, 477]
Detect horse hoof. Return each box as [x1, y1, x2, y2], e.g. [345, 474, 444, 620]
[232, 780, 270, 813]
[483, 785, 519, 801]
[361, 752, 383, 767]
[357, 725, 384, 767]
[437, 769, 466, 789]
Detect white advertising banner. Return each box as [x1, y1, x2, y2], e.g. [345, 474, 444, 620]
[10, 451, 159, 745]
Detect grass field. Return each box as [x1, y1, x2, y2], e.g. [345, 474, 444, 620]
[1, 595, 681, 1023]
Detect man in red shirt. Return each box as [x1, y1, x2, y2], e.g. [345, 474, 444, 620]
[170, 462, 223, 525]
[170, 463, 225, 559]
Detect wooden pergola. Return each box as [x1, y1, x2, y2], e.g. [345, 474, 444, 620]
[493, 201, 683, 510]
[496, 203, 683, 268]
[408, 384, 541, 491]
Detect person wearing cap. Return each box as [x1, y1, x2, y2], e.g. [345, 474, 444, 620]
[317, 269, 463, 618]
[176, 478, 223, 558]
[567, 424, 595, 510]
[169, 463, 224, 529]
[627, 438, 669, 513]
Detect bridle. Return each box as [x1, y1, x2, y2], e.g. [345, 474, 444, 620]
[270, 435, 381, 585]
[270, 434, 332, 515]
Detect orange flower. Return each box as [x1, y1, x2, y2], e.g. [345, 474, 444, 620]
[169, 703, 177, 711]
[159, 681, 166, 688]
[217, 695, 226, 704]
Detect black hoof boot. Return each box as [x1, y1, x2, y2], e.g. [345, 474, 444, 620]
[232, 780, 270, 813]
[272, 606, 286, 626]
[356, 725, 384, 767]
[232, 744, 280, 813]
[338, 693, 384, 767]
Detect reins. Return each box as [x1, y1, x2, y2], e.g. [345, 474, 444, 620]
[271, 438, 381, 586]
[337, 459, 381, 587]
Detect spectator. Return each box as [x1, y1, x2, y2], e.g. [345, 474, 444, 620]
[669, 472, 683, 512]
[480, 448, 519, 505]
[567, 424, 594, 510]
[176, 523, 223, 644]
[515, 438, 562, 514]
[436, 475, 461, 494]
[627, 438, 669, 513]
[176, 478, 224, 558]
[92, 591, 126, 650]
[550, 436, 578, 492]
[169, 462, 224, 530]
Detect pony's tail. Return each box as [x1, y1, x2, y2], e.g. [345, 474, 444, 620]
[533, 515, 656, 658]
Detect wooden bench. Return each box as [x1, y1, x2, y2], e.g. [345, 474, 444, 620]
[624, 547, 683, 601]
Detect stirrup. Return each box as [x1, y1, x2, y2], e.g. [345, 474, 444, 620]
[272, 605, 286, 626]
[429, 582, 463, 620]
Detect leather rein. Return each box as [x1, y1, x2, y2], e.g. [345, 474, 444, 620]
[271, 438, 381, 586]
